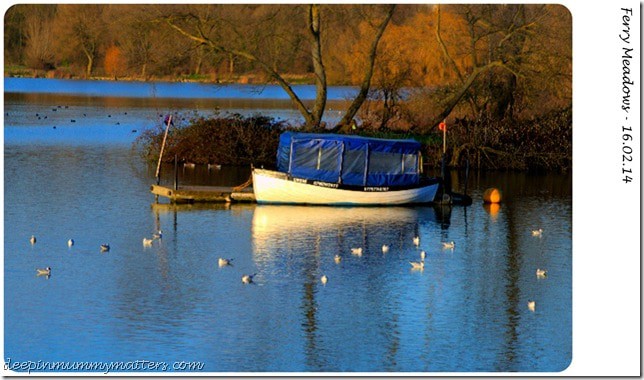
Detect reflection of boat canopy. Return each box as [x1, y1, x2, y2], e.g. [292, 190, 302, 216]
[277, 132, 422, 187]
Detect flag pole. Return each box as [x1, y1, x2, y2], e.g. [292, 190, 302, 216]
[155, 115, 173, 186]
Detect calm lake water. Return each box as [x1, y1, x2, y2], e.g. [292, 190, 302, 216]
[3, 78, 572, 373]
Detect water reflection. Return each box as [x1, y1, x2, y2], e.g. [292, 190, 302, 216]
[4, 85, 572, 372]
[250, 205, 452, 370]
[251, 205, 450, 257]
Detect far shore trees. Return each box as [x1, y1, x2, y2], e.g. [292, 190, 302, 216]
[4, 3, 571, 162]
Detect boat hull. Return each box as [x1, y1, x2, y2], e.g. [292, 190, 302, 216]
[252, 169, 439, 206]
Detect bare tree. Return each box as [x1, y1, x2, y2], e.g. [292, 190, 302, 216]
[160, 4, 396, 132]
[159, 4, 328, 129]
[24, 7, 57, 70]
[53, 5, 107, 78]
[105, 5, 157, 79]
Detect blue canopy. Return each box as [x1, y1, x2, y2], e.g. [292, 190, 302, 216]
[276, 132, 421, 187]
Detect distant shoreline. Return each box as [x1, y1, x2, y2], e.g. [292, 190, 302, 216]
[4, 68, 320, 86]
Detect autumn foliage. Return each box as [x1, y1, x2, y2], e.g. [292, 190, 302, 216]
[104, 45, 126, 79]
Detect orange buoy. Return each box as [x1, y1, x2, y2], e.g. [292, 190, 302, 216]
[483, 188, 502, 204]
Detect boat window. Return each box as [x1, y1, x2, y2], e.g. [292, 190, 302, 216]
[403, 153, 418, 174]
[368, 151, 404, 174]
[291, 139, 341, 173]
[292, 144, 319, 170]
[318, 144, 341, 172]
[342, 148, 367, 174]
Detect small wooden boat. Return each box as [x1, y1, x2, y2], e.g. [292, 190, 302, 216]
[252, 132, 440, 206]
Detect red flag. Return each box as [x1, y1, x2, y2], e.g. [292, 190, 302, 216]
[438, 122, 447, 132]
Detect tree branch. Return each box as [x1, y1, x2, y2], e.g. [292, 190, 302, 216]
[164, 15, 315, 126]
[435, 5, 465, 84]
[418, 60, 509, 134]
[335, 4, 396, 132]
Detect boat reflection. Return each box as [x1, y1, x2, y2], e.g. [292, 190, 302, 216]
[250, 204, 451, 369]
[251, 204, 451, 257]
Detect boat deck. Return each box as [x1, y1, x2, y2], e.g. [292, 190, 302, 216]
[150, 184, 256, 203]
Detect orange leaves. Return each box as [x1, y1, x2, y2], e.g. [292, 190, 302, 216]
[328, 7, 476, 89]
[104, 45, 126, 78]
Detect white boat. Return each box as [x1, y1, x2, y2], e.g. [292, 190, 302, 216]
[253, 168, 439, 205]
[252, 132, 440, 206]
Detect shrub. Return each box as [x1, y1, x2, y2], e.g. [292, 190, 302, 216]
[423, 107, 572, 171]
[134, 112, 291, 168]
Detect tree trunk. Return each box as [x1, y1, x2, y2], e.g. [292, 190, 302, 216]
[308, 4, 327, 131]
[81, 43, 94, 78]
[195, 45, 203, 75]
[335, 4, 396, 133]
[380, 89, 394, 130]
[85, 54, 93, 78]
[435, 5, 479, 116]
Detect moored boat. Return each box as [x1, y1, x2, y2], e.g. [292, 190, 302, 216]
[252, 132, 441, 206]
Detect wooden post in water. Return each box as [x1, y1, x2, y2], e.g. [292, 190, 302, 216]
[173, 154, 179, 191]
[464, 158, 470, 196]
[155, 115, 173, 186]
[439, 120, 451, 197]
[441, 153, 451, 195]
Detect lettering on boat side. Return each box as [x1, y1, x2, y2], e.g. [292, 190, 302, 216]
[364, 187, 390, 192]
[312, 181, 339, 189]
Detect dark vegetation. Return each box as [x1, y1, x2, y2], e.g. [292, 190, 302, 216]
[137, 107, 571, 172]
[135, 113, 288, 168]
[426, 107, 572, 171]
